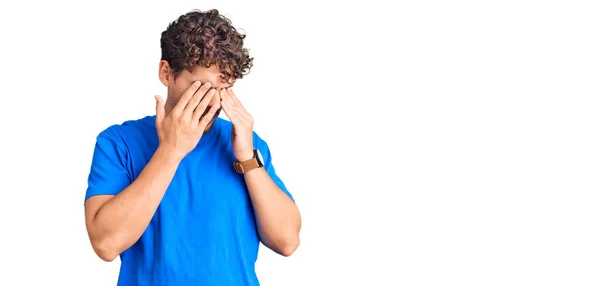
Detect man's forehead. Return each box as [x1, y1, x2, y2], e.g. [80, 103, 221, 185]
[188, 65, 234, 89]
[197, 78, 233, 89]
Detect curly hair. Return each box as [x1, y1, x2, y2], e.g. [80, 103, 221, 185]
[160, 9, 253, 83]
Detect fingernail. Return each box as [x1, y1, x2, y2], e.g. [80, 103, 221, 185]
[194, 81, 201, 86]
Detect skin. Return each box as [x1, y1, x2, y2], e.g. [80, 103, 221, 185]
[84, 60, 301, 262]
[161, 62, 226, 131]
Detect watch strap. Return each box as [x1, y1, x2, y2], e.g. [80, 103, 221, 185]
[233, 149, 263, 173]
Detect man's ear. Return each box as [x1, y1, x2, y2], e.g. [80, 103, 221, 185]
[158, 60, 172, 87]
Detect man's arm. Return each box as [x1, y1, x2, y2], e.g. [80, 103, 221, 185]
[219, 88, 301, 256]
[84, 81, 219, 261]
[243, 167, 301, 256]
[84, 147, 181, 261]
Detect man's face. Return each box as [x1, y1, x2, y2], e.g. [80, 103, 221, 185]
[160, 62, 233, 131]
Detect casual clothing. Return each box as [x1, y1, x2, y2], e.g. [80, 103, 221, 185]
[85, 115, 292, 286]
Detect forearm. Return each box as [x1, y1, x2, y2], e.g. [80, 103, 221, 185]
[90, 147, 181, 258]
[244, 168, 301, 256]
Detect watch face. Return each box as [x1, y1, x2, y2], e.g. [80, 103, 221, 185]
[256, 149, 264, 167]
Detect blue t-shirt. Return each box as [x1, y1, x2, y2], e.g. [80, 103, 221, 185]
[85, 115, 293, 286]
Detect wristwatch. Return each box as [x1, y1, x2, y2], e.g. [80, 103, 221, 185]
[233, 149, 264, 174]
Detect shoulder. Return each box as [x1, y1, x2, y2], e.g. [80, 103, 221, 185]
[253, 132, 268, 149]
[95, 115, 156, 148]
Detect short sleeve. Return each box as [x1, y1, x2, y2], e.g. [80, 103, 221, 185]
[255, 135, 294, 202]
[84, 136, 132, 203]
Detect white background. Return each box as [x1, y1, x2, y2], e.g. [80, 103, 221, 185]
[0, 0, 599, 285]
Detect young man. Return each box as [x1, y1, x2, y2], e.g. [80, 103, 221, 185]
[83, 9, 301, 285]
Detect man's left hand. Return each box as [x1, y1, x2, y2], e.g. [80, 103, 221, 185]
[220, 88, 255, 162]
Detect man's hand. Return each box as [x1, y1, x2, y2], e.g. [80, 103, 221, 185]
[220, 88, 254, 161]
[220, 88, 301, 256]
[84, 81, 220, 262]
[155, 81, 220, 160]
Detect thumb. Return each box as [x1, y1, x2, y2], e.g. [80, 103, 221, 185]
[155, 95, 165, 122]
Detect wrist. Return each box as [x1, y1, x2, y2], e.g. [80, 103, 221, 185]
[155, 145, 185, 165]
[233, 148, 264, 174]
[236, 150, 254, 162]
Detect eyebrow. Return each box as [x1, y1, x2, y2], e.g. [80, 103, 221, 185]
[197, 81, 233, 90]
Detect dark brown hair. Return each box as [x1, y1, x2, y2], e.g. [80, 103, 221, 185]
[160, 9, 253, 83]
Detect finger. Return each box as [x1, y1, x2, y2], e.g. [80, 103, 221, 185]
[183, 82, 213, 116]
[155, 95, 165, 123]
[220, 88, 233, 106]
[233, 104, 253, 123]
[223, 89, 252, 123]
[205, 89, 222, 114]
[224, 90, 252, 124]
[228, 105, 252, 127]
[171, 81, 202, 114]
[197, 102, 221, 129]
[226, 88, 247, 112]
[220, 90, 238, 124]
[191, 90, 220, 123]
[191, 88, 217, 122]
[222, 89, 240, 112]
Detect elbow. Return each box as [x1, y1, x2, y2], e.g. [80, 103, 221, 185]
[91, 236, 120, 262]
[278, 236, 300, 257]
[263, 232, 300, 257]
[268, 222, 301, 257]
[96, 249, 119, 262]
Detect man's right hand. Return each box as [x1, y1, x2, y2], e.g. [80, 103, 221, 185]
[154, 81, 220, 160]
